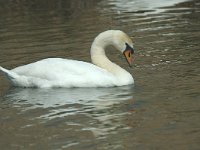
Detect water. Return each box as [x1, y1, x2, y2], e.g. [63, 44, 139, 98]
[0, 0, 200, 149]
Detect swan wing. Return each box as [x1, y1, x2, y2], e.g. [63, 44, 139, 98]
[11, 58, 117, 87]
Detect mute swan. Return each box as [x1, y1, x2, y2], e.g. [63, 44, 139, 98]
[0, 30, 135, 88]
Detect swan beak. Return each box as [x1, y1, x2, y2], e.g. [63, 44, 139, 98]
[123, 49, 133, 67]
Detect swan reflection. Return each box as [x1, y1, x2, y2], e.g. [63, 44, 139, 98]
[6, 85, 133, 109]
[5, 86, 134, 137]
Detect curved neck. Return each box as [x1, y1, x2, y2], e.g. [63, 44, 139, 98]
[90, 31, 128, 76]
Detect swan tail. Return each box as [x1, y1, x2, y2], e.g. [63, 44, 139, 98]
[0, 66, 51, 88]
[0, 66, 19, 80]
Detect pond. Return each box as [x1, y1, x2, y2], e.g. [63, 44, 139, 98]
[0, 0, 200, 149]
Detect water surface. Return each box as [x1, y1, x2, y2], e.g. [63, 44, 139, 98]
[0, 0, 200, 149]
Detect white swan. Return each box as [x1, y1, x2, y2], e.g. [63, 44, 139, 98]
[0, 30, 135, 88]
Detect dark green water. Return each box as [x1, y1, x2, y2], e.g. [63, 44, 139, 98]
[0, 0, 200, 149]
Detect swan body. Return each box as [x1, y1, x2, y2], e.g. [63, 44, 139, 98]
[0, 30, 135, 88]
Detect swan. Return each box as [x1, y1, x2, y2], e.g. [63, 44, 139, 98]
[0, 30, 135, 88]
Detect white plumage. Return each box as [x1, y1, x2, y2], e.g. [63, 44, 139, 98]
[0, 30, 134, 88]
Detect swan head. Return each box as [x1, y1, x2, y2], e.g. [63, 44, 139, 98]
[91, 30, 135, 67]
[112, 30, 135, 67]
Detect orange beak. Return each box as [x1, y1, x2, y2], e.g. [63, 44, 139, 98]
[123, 49, 134, 67]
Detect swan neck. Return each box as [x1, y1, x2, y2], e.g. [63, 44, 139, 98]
[90, 31, 114, 56]
[90, 31, 128, 76]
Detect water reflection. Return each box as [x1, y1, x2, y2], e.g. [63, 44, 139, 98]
[4, 86, 134, 137]
[6, 86, 133, 109]
[106, 0, 191, 13]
